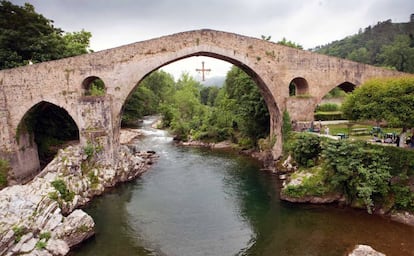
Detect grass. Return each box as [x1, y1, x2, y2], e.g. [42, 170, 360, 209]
[326, 123, 402, 141]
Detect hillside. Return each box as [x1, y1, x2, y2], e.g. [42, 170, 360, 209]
[313, 16, 414, 73]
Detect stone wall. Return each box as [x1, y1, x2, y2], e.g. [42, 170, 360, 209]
[285, 96, 318, 121]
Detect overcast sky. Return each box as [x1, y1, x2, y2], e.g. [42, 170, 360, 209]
[10, 0, 414, 81]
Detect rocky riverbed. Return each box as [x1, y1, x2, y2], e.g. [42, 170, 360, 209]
[0, 134, 157, 255]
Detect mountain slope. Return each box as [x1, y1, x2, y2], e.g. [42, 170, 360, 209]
[313, 18, 414, 73]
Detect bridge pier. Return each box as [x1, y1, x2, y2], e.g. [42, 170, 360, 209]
[285, 96, 317, 123]
[78, 96, 118, 168]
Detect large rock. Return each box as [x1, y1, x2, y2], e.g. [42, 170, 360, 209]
[390, 211, 414, 227]
[348, 245, 385, 256]
[46, 239, 70, 255]
[54, 209, 94, 248]
[0, 141, 157, 255]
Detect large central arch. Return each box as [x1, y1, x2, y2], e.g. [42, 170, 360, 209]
[115, 49, 283, 157]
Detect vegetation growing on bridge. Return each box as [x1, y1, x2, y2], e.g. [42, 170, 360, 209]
[0, 158, 9, 188]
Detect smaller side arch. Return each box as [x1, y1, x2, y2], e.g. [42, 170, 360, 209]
[12, 101, 80, 183]
[82, 76, 106, 96]
[289, 77, 309, 96]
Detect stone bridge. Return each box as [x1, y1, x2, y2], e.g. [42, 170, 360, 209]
[0, 29, 404, 183]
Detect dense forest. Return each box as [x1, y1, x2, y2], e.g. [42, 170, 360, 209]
[313, 18, 414, 73]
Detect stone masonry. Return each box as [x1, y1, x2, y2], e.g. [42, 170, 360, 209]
[0, 29, 407, 182]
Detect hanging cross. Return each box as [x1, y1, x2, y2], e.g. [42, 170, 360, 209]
[196, 61, 211, 81]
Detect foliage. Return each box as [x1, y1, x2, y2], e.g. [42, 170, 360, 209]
[323, 87, 347, 98]
[222, 66, 269, 143]
[258, 135, 276, 151]
[342, 77, 414, 129]
[369, 144, 414, 176]
[50, 179, 74, 202]
[0, 1, 91, 69]
[282, 110, 291, 141]
[0, 158, 9, 188]
[87, 171, 99, 189]
[377, 35, 414, 73]
[156, 67, 269, 147]
[292, 133, 322, 167]
[316, 103, 340, 112]
[314, 111, 344, 121]
[391, 174, 414, 211]
[85, 78, 105, 96]
[35, 240, 47, 250]
[39, 232, 51, 241]
[83, 142, 100, 160]
[277, 38, 303, 49]
[314, 19, 414, 73]
[122, 70, 174, 127]
[12, 225, 25, 243]
[283, 168, 331, 198]
[322, 140, 391, 213]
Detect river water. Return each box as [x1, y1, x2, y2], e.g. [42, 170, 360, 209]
[72, 117, 414, 256]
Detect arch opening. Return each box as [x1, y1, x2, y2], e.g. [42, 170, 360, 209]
[289, 77, 309, 96]
[17, 101, 80, 170]
[120, 54, 280, 154]
[82, 76, 106, 96]
[315, 81, 357, 121]
[337, 82, 356, 93]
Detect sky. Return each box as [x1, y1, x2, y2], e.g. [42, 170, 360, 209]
[10, 0, 414, 81]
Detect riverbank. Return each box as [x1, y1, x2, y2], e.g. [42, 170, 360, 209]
[0, 131, 157, 255]
[280, 172, 414, 228]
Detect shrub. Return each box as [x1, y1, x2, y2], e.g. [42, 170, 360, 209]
[369, 144, 414, 176]
[292, 133, 323, 167]
[322, 140, 391, 213]
[39, 232, 51, 241]
[87, 171, 99, 189]
[35, 241, 47, 250]
[283, 168, 330, 198]
[314, 111, 344, 121]
[316, 103, 340, 112]
[12, 226, 25, 243]
[50, 179, 75, 202]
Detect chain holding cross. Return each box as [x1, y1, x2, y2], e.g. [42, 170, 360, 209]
[195, 61, 211, 81]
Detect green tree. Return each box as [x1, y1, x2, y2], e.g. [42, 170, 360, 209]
[122, 70, 174, 127]
[159, 73, 205, 140]
[0, 1, 91, 69]
[342, 77, 414, 129]
[377, 35, 414, 73]
[346, 47, 371, 64]
[223, 66, 270, 143]
[62, 30, 92, 57]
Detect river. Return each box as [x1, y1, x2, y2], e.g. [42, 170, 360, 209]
[72, 116, 414, 256]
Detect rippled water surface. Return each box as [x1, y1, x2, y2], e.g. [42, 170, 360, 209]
[72, 117, 414, 256]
